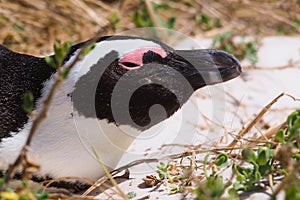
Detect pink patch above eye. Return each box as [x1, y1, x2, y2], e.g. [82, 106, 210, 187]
[119, 46, 167, 70]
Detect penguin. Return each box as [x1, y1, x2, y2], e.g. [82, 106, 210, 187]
[0, 35, 241, 180]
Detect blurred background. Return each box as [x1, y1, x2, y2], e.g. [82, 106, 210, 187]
[0, 0, 299, 55]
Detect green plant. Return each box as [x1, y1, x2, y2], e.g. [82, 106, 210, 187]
[155, 110, 300, 199]
[0, 179, 48, 200]
[275, 110, 300, 145]
[126, 191, 136, 199]
[156, 161, 189, 194]
[45, 41, 72, 69]
[109, 11, 121, 31]
[195, 174, 228, 200]
[195, 154, 238, 200]
[195, 13, 221, 31]
[134, 0, 176, 29]
[232, 146, 274, 191]
[271, 110, 300, 199]
[157, 162, 170, 180]
[232, 110, 300, 198]
[45, 41, 95, 79]
[22, 92, 34, 114]
[157, 162, 182, 183]
[211, 31, 259, 65]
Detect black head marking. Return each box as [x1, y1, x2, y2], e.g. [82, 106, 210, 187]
[142, 51, 164, 64]
[72, 50, 120, 119]
[72, 53, 189, 130]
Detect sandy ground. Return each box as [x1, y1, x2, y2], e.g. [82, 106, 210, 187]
[91, 36, 300, 199]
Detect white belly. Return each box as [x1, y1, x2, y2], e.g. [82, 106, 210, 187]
[0, 85, 141, 180]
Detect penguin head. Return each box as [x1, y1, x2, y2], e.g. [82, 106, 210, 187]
[71, 36, 241, 131]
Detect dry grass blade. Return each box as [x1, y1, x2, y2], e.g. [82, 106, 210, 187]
[89, 148, 129, 200]
[144, 0, 160, 28]
[228, 92, 285, 148]
[242, 1, 300, 34]
[72, 0, 109, 27]
[250, 121, 287, 144]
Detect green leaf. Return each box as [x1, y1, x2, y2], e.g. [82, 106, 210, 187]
[133, 5, 153, 28]
[245, 41, 258, 64]
[151, 2, 169, 10]
[157, 162, 169, 172]
[60, 68, 70, 79]
[294, 18, 300, 26]
[224, 43, 234, 52]
[242, 147, 257, 164]
[275, 129, 285, 143]
[166, 16, 176, 29]
[205, 174, 225, 198]
[158, 171, 165, 180]
[35, 191, 49, 200]
[203, 154, 210, 178]
[212, 31, 232, 48]
[44, 56, 56, 68]
[157, 162, 169, 180]
[233, 182, 245, 191]
[252, 170, 262, 182]
[232, 164, 244, 182]
[214, 18, 221, 27]
[127, 191, 136, 199]
[170, 185, 181, 194]
[287, 110, 300, 142]
[23, 92, 34, 113]
[293, 153, 300, 160]
[256, 148, 270, 165]
[200, 14, 210, 25]
[194, 186, 205, 200]
[53, 41, 72, 67]
[227, 188, 239, 199]
[259, 164, 273, 176]
[82, 43, 96, 57]
[109, 11, 120, 29]
[215, 153, 228, 166]
[133, 0, 175, 30]
[0, 178, 4, 188]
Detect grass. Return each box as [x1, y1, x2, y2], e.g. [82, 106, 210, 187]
[0, 0, 299, 54]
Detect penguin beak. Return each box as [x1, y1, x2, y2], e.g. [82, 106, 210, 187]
[174, 49, 242, 89]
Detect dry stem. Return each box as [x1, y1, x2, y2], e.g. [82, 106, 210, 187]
[228, 92, 285, 147]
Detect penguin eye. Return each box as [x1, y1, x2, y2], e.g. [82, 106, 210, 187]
[120, 62, 140, 68]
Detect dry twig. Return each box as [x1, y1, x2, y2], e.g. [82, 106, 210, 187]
[228, 93, 285, 147]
